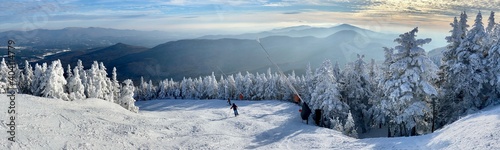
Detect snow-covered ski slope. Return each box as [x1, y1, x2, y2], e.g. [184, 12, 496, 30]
[0, 94, 499, 149]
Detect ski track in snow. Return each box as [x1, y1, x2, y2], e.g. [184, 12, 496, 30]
[0, 94, 499, 149]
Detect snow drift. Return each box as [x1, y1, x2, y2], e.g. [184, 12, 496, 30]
[0, 94, 499, 149]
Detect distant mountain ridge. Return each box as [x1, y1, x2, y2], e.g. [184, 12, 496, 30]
[0, 27, 181, 50]
[34, 24, 398, 82]
[38, 43, 149, 70]
[198, 24, 396, 40]
[110, 27, 393, 81]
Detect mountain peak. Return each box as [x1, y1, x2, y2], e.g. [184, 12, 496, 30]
[335, 23, 358, 29]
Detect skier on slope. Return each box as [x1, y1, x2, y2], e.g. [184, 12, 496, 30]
[230, 103, 239, 117]
[227, 98, 231, 105]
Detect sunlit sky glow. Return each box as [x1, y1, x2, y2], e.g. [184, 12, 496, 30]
[1, 0, 500, 40]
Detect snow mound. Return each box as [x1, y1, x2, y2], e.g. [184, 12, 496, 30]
[1, 94, 499, 149]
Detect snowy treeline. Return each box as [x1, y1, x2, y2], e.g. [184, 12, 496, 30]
[437, 11, 500, 129]
[2, 59, 139, 112]
[134, 69, 306, 101]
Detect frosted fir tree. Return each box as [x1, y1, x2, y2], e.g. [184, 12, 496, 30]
[343, 111, 358, 138]
[0, 58, 8, 92]
[310, 59, 348, 127]
[264, 69, 277, 100]
[252, 73, 266, 100]
[486, 11, 496, 36]
[485, 11, 496, 53]
[21, 60, 34, 94]
[333, 61, 342, 83]
[205, 72, 219, 99]
[303, 63, 315, 104]
[86, 61, 99, 99]
[98, 62, 111, 101]
[158, 80, 168, 99]
[439, 16, 462, 87]
[243, 72, 255, 100]
[147, 79, 157, 100]
[194, 77, 204, 99]
[31, 63, 46, 96]
[330, 117, 343, 132]
[67, 67, 86, 101]
[169, 79, 179, 98]
[226, 75, 237, 99]
[380, 27, 437, 136]
[342, 54, 372, 133]
[367, 59, 380, 85]
[120, 79, 138, 113]
[369, 47, 394, 128]
[111, 67, 120, 103]
[42, 60, 69, 101]
[180, 77, 195, 99]
[450, 11, 488, 115]
[66, 64, 73, 78]
[437, 15, 466, 128]
[486, 39, 500, 106]
[459, 11, 469, 40]
[75, 60, 88, 96]
[217, 75, 227, 99]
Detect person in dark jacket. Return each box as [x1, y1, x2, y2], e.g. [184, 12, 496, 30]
[301, 102, 312, 124]
[230, 103, 239, 117]
[227, 98, 231, 105]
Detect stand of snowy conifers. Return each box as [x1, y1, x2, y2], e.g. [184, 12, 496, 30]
[2, 59, 139, 113]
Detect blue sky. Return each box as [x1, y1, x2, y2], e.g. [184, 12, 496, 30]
[1, 0, 500, 38]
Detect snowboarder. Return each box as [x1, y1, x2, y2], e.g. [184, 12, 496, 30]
[227, 98, 231, 105]
[230, 103, 239, 117]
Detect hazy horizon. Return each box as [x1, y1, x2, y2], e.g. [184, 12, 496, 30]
[2, 1, 500, 50]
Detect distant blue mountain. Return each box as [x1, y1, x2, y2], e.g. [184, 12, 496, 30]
[33, 24, 397, 82]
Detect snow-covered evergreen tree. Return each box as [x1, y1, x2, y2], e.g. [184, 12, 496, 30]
[264, 69, 278, 100]
[343, 111, 358, 138]
[369, 47, 393, 128]
[120, 79, 138, 113]
[380, 27, 437, 136]
[31, 63, 47, 96]
[486, 37, 500, 106]
[147, 79, 157, 100]
[86, 61, 100, 99]
[111, 67, 120, 103]
[204, 72, 218, 99]
[97, 62, 111, 101]
[486, 11, 496, 35]
[333, 61, 342, 83]
[252, 73, 266, 100]
[0, 58, 9, 92]
[67, 67, 86, 101]
[20, 60, 33, 94]
[459, 11, 469, 40]
[226, 75, 237, 99]
[303, 63, 315, 104]
[180, 77, 195, 99]
[446, 11, 488, 119]
[42, 60, 69, 101]
[342, 54, 372, 133]
[310, 59, 348, 127]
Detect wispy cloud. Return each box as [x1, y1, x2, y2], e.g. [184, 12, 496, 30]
[1, 0, 499, 36]
[283, 11, 301, 14]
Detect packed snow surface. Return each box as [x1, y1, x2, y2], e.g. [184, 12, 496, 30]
[1, 94, 499, 149]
